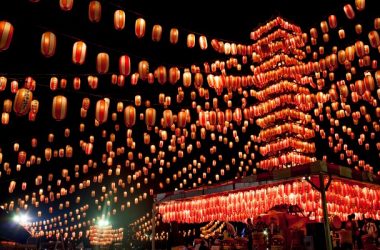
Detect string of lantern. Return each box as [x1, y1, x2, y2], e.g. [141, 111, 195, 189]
[0, 0, 378, 242]
[158, 178, 380, 223]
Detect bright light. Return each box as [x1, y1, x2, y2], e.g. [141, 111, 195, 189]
[97, 218, 109, 227]
[13, 213, 30, 225]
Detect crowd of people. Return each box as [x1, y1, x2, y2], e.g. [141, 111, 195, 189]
[335, 214, 379, 250]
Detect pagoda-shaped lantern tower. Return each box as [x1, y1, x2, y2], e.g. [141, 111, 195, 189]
[250, 17, 317, 170]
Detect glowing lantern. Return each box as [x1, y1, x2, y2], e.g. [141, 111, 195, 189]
[45, 148, 52, 161]
[163, 110, 173, 127]
[88, 1, 101, 23]
[170, 28, 179, 44]
[59, 0, 73, 11]
[355, 41, 365, 57]
[155, 66, 167, 84]
[339, 29, 346, 39]
[138, 60, 149, 80]
[0, 76, 6, 91]
[52, 95, 67, 121]
[13, 88, 33, 116]
[114, 10, 125, 30]
[119, 55, 131, 76]
[3, 99, 12, 113]
[73, 77, 81, 90]
[355, 24, 362, 35]
[95, 52, 109, 74]
[18, 151, 26, 164]
[194, 73, 203, 88]
[152, 24, 162, 42]
[169, 67, 180, 84]
[328, 15, 337, 29]
[145, 108, 156, 127]
[343, 4, 355, 20]
[187, 34, 195, 48]
[177, 111, 187, 127]
[355, 0, 365, 11]
[41, 32, 56, 58]
[368, 31, 380, 48]
[95, 99, 109, 124]
[124, 106, 136, 127]
[50, 76, 58, 91]
[0, 21, 14, 51]
[183, 69, 191, 87]
[199, 36, 208, 50]
[375, 18, 380, 30]
[135, 18, 146, 38]
[72, 41, 87, 65]
[320, 21, 328, 33]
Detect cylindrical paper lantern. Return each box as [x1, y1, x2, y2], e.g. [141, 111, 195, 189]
[41, 32, 56, 58]
[72, 41, 87, 65]
[135, 18, 146, 38]
[52, 95, 67, 121]
[124, 106, 136, 127]
[119, 55, 131, 76]
[96, 52, 109, 74]
[95, 99, 109, 124]
[152, 24, 162, 42]
[0, 21, 14, 51]
[88, 1, 101, 23]
[13, 88, 33, 116]
[170, 28, 179, 44]
[114, 10, 125, 30]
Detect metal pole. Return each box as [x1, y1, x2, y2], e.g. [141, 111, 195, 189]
[152, 202, 156, 250]
[319, 173, 332, 250]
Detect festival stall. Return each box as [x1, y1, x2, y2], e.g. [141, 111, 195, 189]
[153, 161, 380, 249]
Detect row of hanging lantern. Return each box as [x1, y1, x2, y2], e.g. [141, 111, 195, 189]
[304, 0, 378, 172]
[89, 225, 123, 246]
[200, 221, 225, 239]
[130, 212, 167, 242]
[2, 0, 378, 238]
[249, 17, 319, 170]
[159, 179, 380, 224]
[27, 0, 252, 60]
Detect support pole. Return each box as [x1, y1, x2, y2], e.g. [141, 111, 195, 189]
[319, 173, 332, 250]
[152, 202, 156, 250]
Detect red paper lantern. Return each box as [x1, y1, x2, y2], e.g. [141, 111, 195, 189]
[72, 41, 87, 65]
[170, 28, 179, 44]
[138, 60, 149, 80]
[41, 32, 56, 58]
[328, 15, 337, 29]
[155, 66, 167, 84]
[199, 36, 208, 50]
[343, 4, 355, 20]
[135, 18, 146, 38]
[187, 33, 195, 48]
[119, 55, 131, 76]
[88, 1, 101, 23]
[124, 106, 136, 127]
[177, 111, 187, 127]
[152, 24, 162, 42]
[95, 99, 109, 124]
[169, 67, 180, 84]
[0, 21, 14, 51]
[96, 52, 109, 74]
[163, 110, 173, 127]
[52, 95, 67, 121]
[13, 88, 33, 116]
[114, 10, 125, 30]
[145, 108, 156, 127]
[59, 0, 73, 11]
